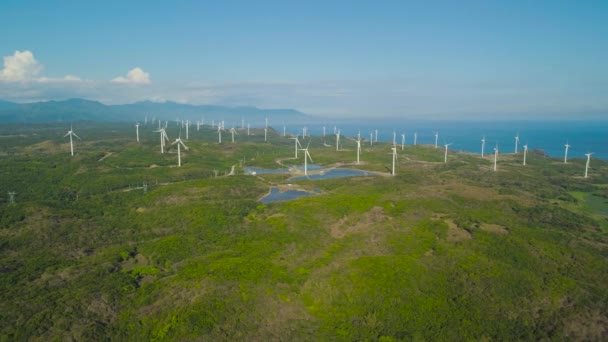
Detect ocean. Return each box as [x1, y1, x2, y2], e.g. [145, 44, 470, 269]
[280, 120, 608, 161]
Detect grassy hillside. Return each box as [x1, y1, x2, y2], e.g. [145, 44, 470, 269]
[1, 122, 607, 341]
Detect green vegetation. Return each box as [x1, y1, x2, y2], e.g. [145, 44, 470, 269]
[1, 122, 607, 340]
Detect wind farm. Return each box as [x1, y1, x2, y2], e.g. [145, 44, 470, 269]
[1, 1, 608, 340]
[1, 118, 608, 341]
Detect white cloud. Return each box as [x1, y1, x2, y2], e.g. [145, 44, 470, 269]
[111, 67, 151, 84]
[37, 75, 82, 83]
[0, 50, 43, 82]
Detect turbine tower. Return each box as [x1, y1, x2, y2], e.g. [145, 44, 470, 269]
[135, 122, 140, 142]
[336, 130, 341, 151]
[300, 142, 313, 176]
[481, 136, 486, 158]
[523, 144, 528, 165]
[493, 145, 499, 171]
[444, 143, 452, 164]
[154, 128, 170, 153]
[514, 133, 519, 153]
[564, 142, 571, 164]
[414, 132, 417, 146]
[584, 153, 593, 178]
[217, 126, 223, 144]
[185, 120, 189, 140]
[289, 135, 302, 158]
[172, 135, 189, 167]
[401, 133, 405, 151]
[230, 127, 238, 143]
[356, 136, 361, 164]
[434, 131, 439, 148]
[64, 125, 81, 156]
[391, 146, 397, 176]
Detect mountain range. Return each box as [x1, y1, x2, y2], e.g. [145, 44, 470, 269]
[0, 99, 310, 125]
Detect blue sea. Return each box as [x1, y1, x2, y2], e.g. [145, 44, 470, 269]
[280, 120, 608, 161]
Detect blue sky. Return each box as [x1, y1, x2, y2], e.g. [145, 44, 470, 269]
[0, 0, 607, 119]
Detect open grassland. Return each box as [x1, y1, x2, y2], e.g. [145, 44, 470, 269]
[1, 122, 607, 341]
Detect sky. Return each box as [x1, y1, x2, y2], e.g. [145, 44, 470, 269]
[0, 0, 607, 119]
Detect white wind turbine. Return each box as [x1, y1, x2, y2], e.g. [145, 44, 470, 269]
[185, 120, 189, 140]
[247, 123, 250, 136]
[414, 132, 417, 146]
[584, 153, 593, 178]
[217, 125, 224, 144]
[434, 131, 439, 148]
[401, 133, 405, 151]
[523, 143, 528, 165]
[135, 122, 140, 142]
[300, 141, 313, 176]
[336, 130, 341, 151]
[283, 125, 286, 137]
[64, 125, 81, 156]
[375, 129, 378, 142]
[391, 146, 397, 176]
[392, 130, 397, 146]
[289, 135, 302, 158]
[230, 127, 238, 143]
[356, 135, 362, 164]
[564, 142, 571, 164]
[444, 143, 452, 163]
[514, 133, 519, 153]
[369, 132, 373, 146]
[493, 144, 499, 171]
[481, 136, 486, 158]
[172, 134, 189, 167]
[154, 127, 170, 153]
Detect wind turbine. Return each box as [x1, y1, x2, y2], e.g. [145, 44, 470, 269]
[564, 142, 571, 164]
[514, 133, 519, 153]
[336, 130, 341, 151]
[64, 125, 81, 156]
[493, 144, 499, 171]
[391, 146, 397, 176]
[135, 122, 140, 142]
[247, 123, 250, 136]
[230, 127, 238, 143]
[300, 141, 313, 176]
[401, 133, 405, 151]
[414, 132, 417, 146]
[154, 128, 170, 153]
[481, 136, 486, 158]
[185, 120, 189, 140]
[584, 153, 593, 178]
[217, 125, 224, 144]
[392, 130, 397, 146]
[434, 131, 439, 148]
[369, 132, 373, 146]
[375, 129, 378, 142]
[283, 125, 286, 137]
[289, 135, 302, 158]
[444, 143, 452, 163]
[356, 136, 361, 164]
[172, 134, 189, 167]
[523, 144, 528, 165]
[322, 126, 326, 137]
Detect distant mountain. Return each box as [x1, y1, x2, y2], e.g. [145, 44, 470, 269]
[0, 98, 310, 124]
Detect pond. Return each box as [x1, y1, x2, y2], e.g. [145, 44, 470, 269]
[259, 187, 321, 204]
[290, 168, 374, 181]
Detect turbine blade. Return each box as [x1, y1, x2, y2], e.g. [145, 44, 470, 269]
[72, 133, 82, 141]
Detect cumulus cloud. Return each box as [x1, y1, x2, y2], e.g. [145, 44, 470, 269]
[111, 67, 151, 84]
[0, 50, 43, 82]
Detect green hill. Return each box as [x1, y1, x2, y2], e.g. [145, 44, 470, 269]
[0, 122, 607, 341]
